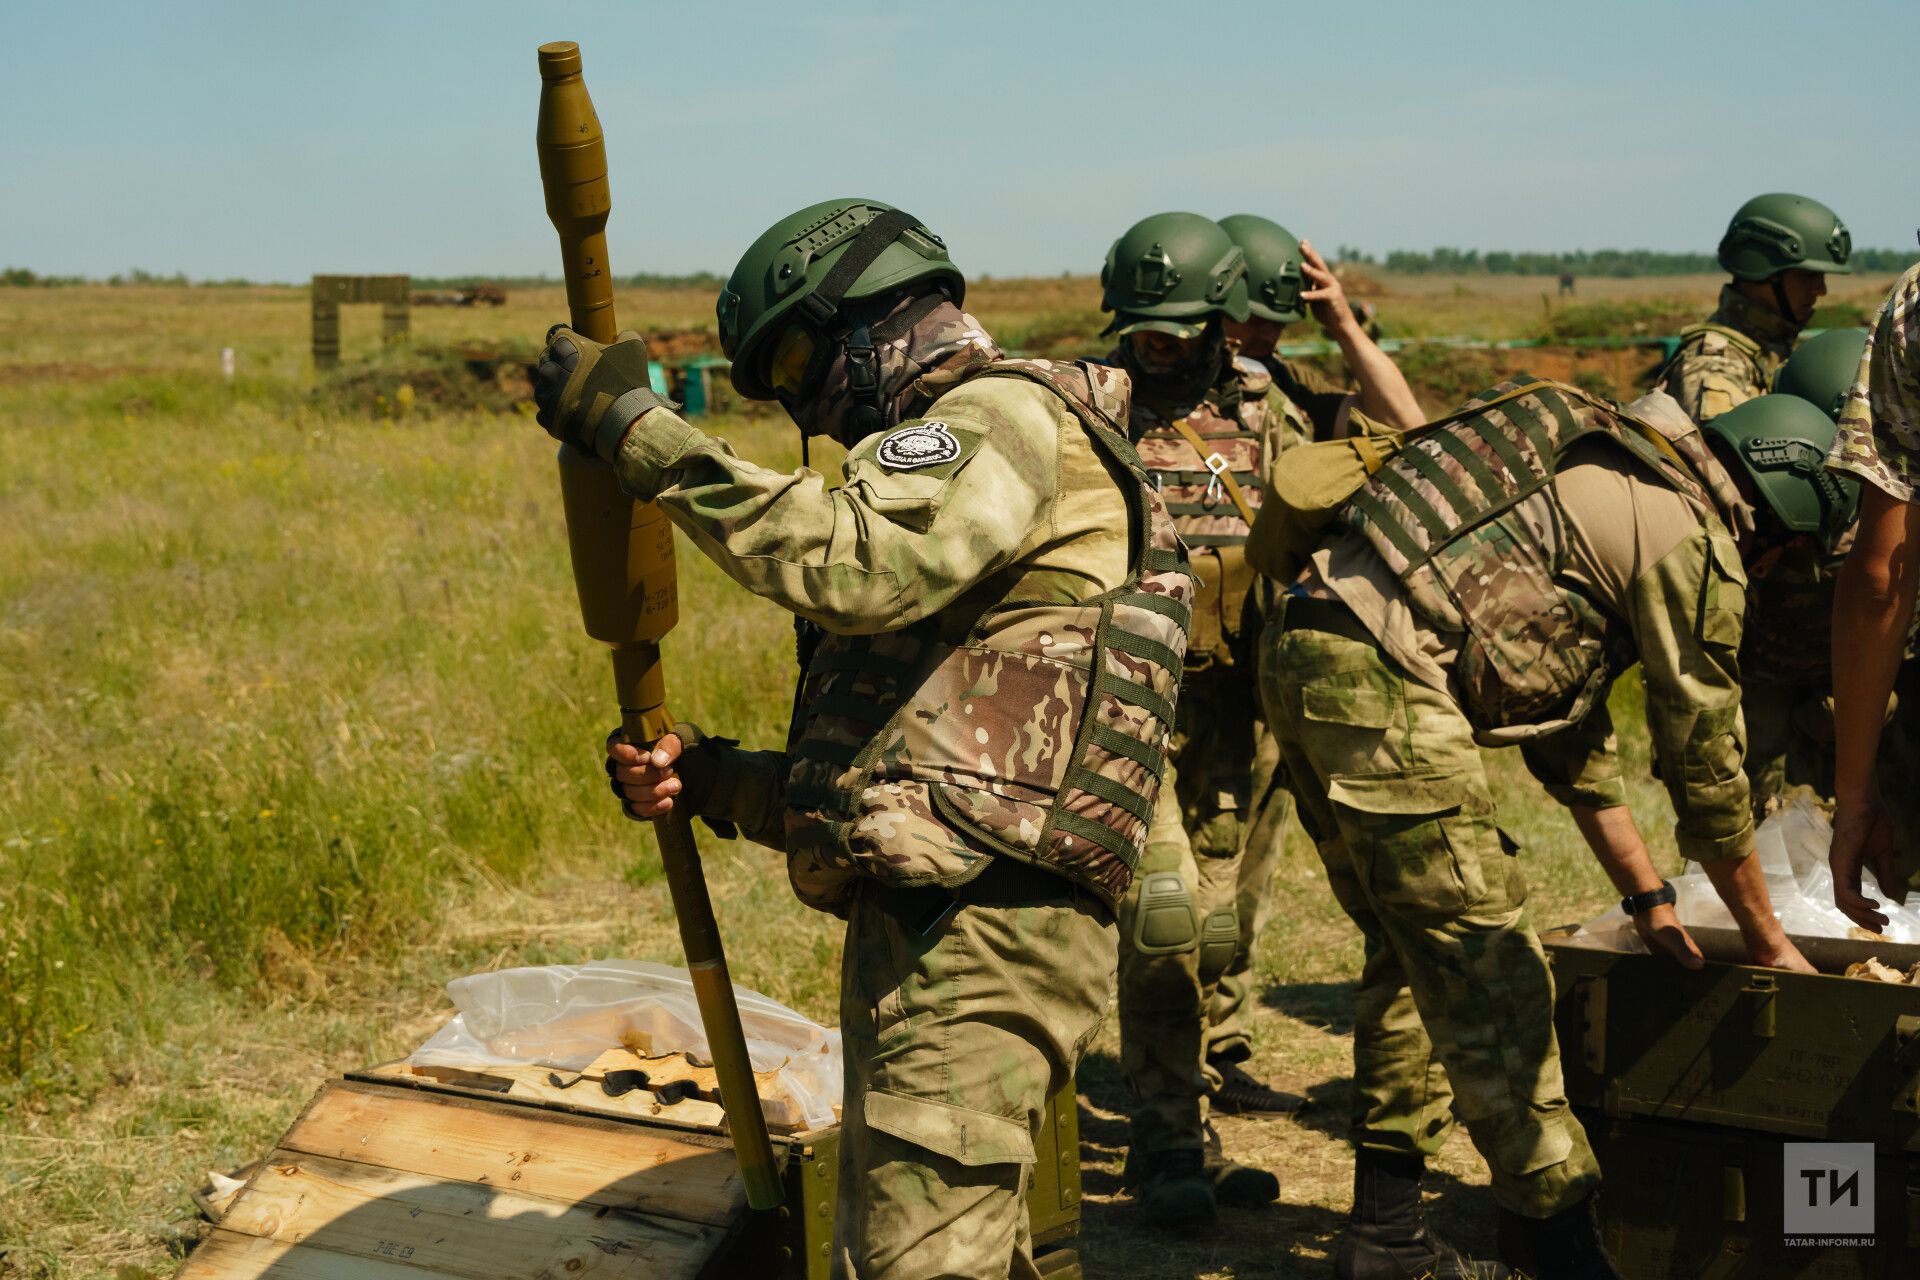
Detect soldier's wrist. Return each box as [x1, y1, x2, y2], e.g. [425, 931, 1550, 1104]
[609, 408, 701, 499]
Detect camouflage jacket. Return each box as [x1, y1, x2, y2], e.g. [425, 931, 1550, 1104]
[1654, 285, 1800, 423]
[1125, 355, 1310, 669]
[1829, 261, 1920, 501]
[1320, 380, 1756, 860]
[608, 359, 1191, 913]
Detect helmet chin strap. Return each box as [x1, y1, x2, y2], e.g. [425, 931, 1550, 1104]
[842, 322, 883, 438]
[1769, 275, 1807, 327]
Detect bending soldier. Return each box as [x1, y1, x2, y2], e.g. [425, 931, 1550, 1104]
[533, 199, 1193, 1280]
[1258, 379, 1827, 1279]
[1651, 192, 1853, 423]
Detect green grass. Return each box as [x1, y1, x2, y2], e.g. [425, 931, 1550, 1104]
[0, 280, 1807, 1277]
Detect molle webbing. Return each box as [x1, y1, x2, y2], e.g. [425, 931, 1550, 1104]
[1167, 415, 1258, 528]
[780, 358, 1192, 906]
[1344, 378, 1703, 739]
[1136, 401, 1266, 550]
[1347, 380, 1572, 573]
[989, 359, 1194, 882]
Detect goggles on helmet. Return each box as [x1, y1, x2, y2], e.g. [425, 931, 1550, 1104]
[767, 324, 819, 400]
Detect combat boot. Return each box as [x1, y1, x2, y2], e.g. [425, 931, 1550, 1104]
[1136, 1148, 1217, 1229]
[1202, 1120, 1280, 1207]
[1209, 1056, 1305, 1115]
[1501, 1196, 1625, 1280]
[1334, 1150, 1511, 1280]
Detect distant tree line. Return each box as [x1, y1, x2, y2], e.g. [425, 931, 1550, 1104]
[11, 254, 1920, 288]
[0, 268, 726, 289]
[1335, 245, 1920, 277]
[0, 267, 256, 287]
[407, 271, 727, 290]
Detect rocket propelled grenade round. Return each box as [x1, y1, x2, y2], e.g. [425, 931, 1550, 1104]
[535, 39, 783, 1213]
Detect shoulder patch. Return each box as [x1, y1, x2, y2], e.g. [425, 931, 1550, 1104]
[876, 421, 962, 470]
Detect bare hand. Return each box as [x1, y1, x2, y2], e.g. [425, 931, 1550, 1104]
[606, 729, 684, 820]
[1746, 936, 1816, 974]
[1298, 239, 1352, 335]
[1829, 797, 1899, 930]
[1632, 904, 1704, 970]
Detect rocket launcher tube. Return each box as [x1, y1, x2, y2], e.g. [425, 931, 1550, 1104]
[536, 41, 783, 1211]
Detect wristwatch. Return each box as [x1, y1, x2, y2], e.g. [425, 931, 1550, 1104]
[1621, 880, 1677, 916]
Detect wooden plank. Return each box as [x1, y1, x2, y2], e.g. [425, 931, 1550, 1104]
[208, 1152, 717, 1280]
[355, 1064, 739, 1137]
[278, 1081, 745, 1226]
[575, 1048, 816, 1129]
[501, 1069, 730, 1129]
[177, 1227, 469, 1280]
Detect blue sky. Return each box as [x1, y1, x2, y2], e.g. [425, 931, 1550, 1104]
[2, 0, 1914, 281]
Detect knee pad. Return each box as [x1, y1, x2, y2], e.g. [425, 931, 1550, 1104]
[1198, 907, 1238, 981]
[1124, 871, 1197, 956]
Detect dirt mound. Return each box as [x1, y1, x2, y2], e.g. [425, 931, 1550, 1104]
[646, 327, 721, 360]
[316, 345, 536, 416]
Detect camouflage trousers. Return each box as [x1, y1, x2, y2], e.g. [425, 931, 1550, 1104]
[1256, 600, 1601, 1218]
[1206, 723, 1295, 1066]
[1116, 673, 1268, 1154]
[834, 861, 1116, 1279]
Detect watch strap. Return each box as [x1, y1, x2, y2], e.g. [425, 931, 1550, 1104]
[1621, 879, 1677, 916]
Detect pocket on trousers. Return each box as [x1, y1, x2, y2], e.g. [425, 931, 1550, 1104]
[1327, 769, 1490, 916]
[864, 1089, 1036, 1167]
[1302, 679, 1399, 731]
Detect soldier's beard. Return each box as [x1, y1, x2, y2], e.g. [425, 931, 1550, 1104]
[1120, 325, 1229, 417]
[785, 296, 1003, 447]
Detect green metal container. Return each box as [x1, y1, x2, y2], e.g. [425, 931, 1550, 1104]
[1544, 926, 1920, 1276]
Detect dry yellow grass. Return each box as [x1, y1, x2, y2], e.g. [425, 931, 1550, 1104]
[0, 276, 1882, 1277]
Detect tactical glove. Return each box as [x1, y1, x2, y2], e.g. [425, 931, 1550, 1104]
[534, 325, 677, 460]
[604, 721, 741, 840]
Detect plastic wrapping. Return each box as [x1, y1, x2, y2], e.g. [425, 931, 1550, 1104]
[405, 959, 842, 1130]
[1574, 797, 1920, 948]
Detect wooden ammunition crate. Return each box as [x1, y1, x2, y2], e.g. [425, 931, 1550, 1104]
[174, 1064, 1082, 1279]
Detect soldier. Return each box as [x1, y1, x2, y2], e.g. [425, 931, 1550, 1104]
[533, 198, 1194, 1280]
[1206, 216, 1424, 1115]
[1826, 259, 1920, 930]
[1737, 329, 1870, 814]
[1258, 378, 1827, 1279]
[1651, 192, 1853, 423]
[1096, 212, 1424, 1229]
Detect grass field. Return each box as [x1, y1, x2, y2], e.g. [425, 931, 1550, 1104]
[0, 272, 1898, 1278]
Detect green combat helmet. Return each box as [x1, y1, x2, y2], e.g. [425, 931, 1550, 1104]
[1773, 327, 1870, 422]
[1718, 193, 1854, 281]
[1218, 214, 1306, 324]
[1101, 212, 1250, 336]
[716, 198, 963, 399]
[1703, 392, 1860, 543]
